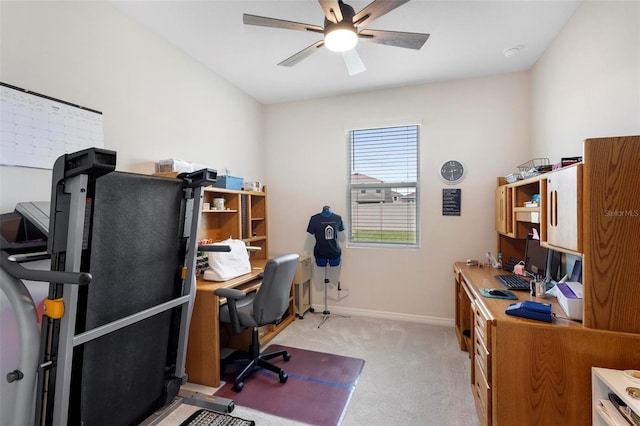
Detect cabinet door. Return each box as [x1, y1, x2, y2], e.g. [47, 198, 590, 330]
[495, 185, 514, 237]
[543, 164, 582, 253]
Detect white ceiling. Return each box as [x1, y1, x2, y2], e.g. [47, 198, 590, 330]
[113, 0, 582, 104]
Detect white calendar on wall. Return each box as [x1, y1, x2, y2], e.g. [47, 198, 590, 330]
[0, 82, 104, 170]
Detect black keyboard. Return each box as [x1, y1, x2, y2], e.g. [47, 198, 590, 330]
[495, 274, 531, 291]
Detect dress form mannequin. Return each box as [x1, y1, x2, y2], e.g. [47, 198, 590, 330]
[307, 206, 344, 267]
[306, 206, 349, 327]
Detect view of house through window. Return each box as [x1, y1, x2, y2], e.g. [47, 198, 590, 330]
[348, 125, 419, 247]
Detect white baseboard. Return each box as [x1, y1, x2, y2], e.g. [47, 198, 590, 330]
[308, 304, 454, 327]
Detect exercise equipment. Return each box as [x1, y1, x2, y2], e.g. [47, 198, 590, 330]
[0, 148, 233, 425]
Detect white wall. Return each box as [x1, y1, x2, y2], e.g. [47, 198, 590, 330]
[264, 72, 531, 322]
[0, 1, 264, 213]
[531, 0, 640, 157]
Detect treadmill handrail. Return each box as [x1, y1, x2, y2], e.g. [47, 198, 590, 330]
[0, 251, 92, 285]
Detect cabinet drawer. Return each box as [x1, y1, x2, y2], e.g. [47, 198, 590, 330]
[473, 302, 492, 348]
[293, 255, 311, 284]
[473, 355, 491, 426]
[474, 330, 491, 382]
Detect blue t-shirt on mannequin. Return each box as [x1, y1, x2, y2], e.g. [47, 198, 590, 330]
[307, 206, 344, 267]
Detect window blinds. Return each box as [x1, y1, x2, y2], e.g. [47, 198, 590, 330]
[348, 125, 419, 246]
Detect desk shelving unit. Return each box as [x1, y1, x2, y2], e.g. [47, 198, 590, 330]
[495, 136, 640, 333]
[153, 173, 296, 387]
[462, 135, 640, 426]
[199, 186, 268, 260]
[592, 367, 640, 426]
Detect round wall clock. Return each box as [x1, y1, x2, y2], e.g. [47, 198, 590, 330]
[440, 160, 465, 184]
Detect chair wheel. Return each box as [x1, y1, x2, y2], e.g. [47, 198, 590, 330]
[309, 307, 315, 313]
[233, 381, 244, 392]
[279, 371, 288, 383]
[283, 352, 291, 362]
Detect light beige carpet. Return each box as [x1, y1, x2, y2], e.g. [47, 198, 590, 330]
[160, 315, 479, 426]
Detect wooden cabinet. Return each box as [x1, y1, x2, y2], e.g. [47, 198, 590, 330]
[471, 299, 493, 426]
[494, 185, 513, 237]
[471, 135, 640, 424]
[199, 187, 268, 260]
[495, 176, 542, 240]
[453, 263, 640, 426]
[541, 163, 583, 254]
[583, 135, 640, 333]
[495, 176, 542, 264]
[454, 266, 473, 352]
[494, 136, 640, 334]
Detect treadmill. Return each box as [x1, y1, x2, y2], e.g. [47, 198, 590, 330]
[1, 148, 232, 426]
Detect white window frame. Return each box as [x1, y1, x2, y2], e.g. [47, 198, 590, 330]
[347, 124, 420, 248]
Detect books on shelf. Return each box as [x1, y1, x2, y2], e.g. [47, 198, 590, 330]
[607, 391, 640, 426]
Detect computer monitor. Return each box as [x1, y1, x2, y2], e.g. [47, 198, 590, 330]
[570, 259, 582, 282]
[545, 248, 562, 283]
[524, 234, 548, 278]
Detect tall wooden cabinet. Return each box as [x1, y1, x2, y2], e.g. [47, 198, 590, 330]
[582, 136, 640, 333]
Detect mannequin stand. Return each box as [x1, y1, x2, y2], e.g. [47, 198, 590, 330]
[310, 262, 349, 328]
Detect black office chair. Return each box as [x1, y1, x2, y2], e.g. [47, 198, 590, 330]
[214, 253, 299, 392]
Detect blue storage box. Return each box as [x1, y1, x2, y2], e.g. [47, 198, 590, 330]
[214, 175, 243, 190]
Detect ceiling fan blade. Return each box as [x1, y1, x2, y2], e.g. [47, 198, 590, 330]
[317, 0, 342, 23]
[243, 14, 323, 34]
[278, 40, 325, 67]
[359, 29, 429, 50]
[353, 0, 409, 28]
[342, 48, 366, 76]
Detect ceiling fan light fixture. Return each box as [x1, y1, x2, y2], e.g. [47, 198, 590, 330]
[324, 24, 357, 52]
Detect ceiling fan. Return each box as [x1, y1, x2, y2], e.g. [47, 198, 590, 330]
[243, 0, 430, 76]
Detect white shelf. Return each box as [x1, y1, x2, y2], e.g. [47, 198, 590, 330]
[592, 367, 640, 426]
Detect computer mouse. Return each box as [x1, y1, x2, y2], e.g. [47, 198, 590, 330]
[489, 289, 508, 297]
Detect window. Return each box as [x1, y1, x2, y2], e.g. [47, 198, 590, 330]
[348, 125, 419, 247]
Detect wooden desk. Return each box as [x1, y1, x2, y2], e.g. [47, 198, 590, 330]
[454, 262, 640, 426]
[184, 260, 268, 387]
